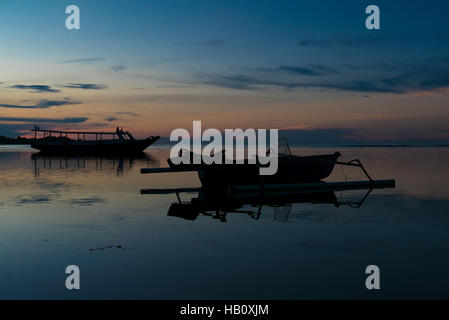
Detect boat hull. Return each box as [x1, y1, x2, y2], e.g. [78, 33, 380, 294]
[168, 152, 341, 189]
[31, 136, 159, 154]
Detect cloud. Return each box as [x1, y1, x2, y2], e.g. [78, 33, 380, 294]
[279, 127, 449, 146]
[0, 120, 109, 137]
[104, 116, 118, 122]
[297, 34, 449, 48]
[268, 64, 338, 76]
[110, 65, 127, 72]
[191, 57, 449, 94]
[297, 35, 388, 48]
[116, 112, 140, 117]
[175, 38, 228, 47]
[60, 57, 105, 64]
[62, 83, 108, 90]
[279, 128, 358, 145]
[9, 84, 60, 93]
[196, 74, 261, 90]
[0, 116, 88, 123]
[297, 39, 332, 47]
[0, 99, 81, 109]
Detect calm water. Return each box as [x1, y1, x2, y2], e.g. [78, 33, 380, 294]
[0, 145, 449, 299]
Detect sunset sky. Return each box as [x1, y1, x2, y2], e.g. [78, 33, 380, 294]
[1, 0, 449, 144]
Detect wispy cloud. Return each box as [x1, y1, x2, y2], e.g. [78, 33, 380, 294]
[297, 34, 449, 48]
[0, 116, 88, 123]
[190, 58, 449, 94]
[104, 116, 118, 122]
[297, 35, 389, 48]
[256, 64, 339, 76]
[116, 111, 140, 117]
[104, 111, 141, 122]
[175, 38, 228, 47]
[0, 99, 81, 109]
[62, 83, 108, 90]
[110, 65, 127, 72]
[60, 57, 106, 64]
[9, 84, 60, 93]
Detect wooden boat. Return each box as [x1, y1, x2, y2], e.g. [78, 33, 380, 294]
[30, 126, 160, 154]
[166, 151, 342, 189]
[141, 139, 394, 193]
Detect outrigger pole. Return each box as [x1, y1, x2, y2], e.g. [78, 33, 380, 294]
[227, 179, 395, 198]
[140, 158, 395, 196]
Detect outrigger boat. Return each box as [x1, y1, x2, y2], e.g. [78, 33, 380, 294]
[30, 126, 160, 154]
[140, 139, 395, 197]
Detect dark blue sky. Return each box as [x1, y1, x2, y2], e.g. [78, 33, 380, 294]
[1, 0, 448, 143]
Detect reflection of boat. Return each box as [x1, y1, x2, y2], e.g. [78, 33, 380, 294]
[31, 152, 158, 176]
[30, 126, 160, 154]
[141, 184, 385, 223]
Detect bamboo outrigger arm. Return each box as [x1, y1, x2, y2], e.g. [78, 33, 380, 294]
[141, 157, 376, 182]
[336, 158, 374, 182]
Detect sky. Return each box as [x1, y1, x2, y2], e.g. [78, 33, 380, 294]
[0, 0, 449, 144]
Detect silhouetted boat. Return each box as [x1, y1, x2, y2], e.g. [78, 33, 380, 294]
[30, 126, 160, 154]
[167, 151, 342, 189]
[141, 138, 395, 194]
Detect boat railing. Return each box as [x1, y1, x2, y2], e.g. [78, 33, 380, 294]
[30, 126, 135, 142]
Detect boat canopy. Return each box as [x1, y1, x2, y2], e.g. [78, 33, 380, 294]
[31, 126, 136, 140]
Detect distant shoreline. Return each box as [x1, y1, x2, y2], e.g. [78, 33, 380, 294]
[0, 137, 31, 145]
[1, 143, 448, 149]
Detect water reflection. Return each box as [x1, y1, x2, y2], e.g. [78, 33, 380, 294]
[31, 152, 159, 176]
[142, 186, 381, 223]
[1, 147, 449, 299]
